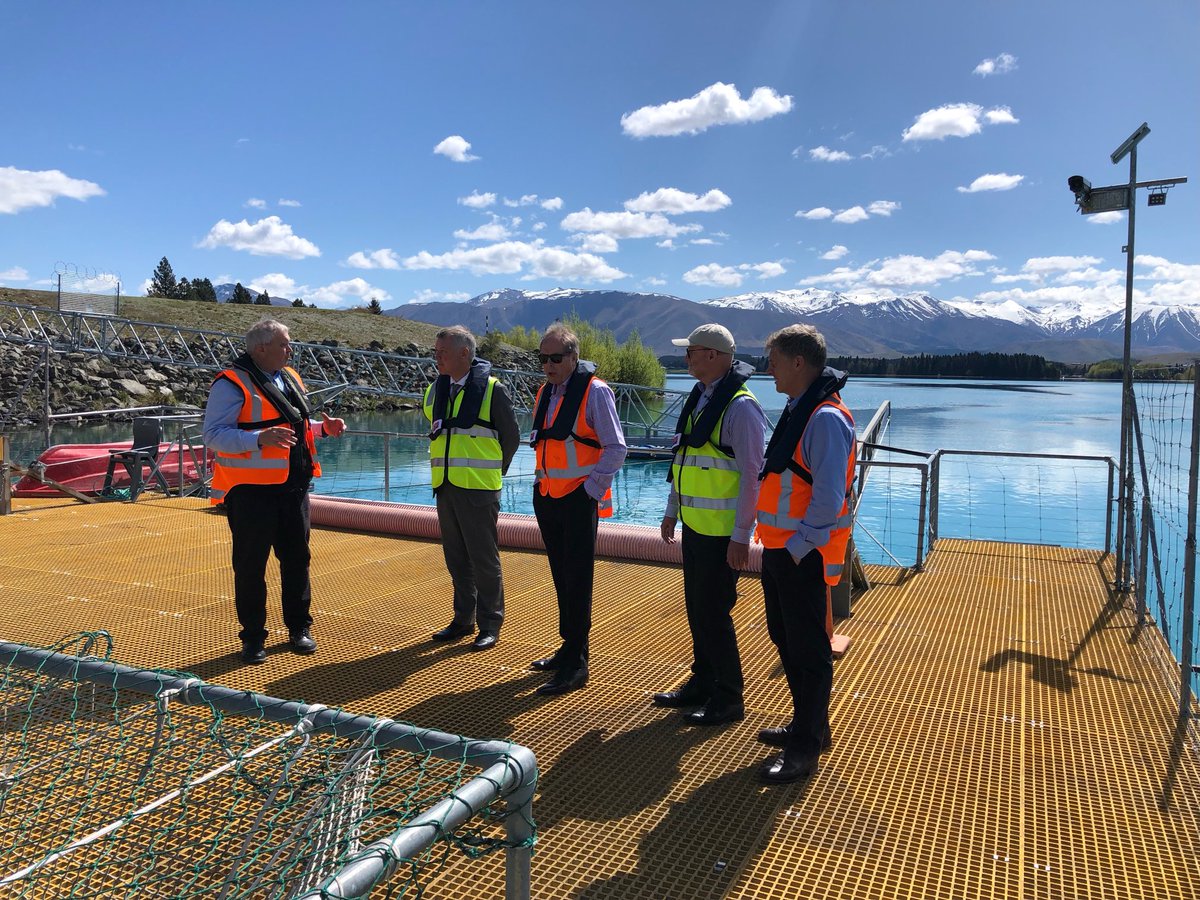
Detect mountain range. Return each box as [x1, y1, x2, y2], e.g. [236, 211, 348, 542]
[393, 287, 1200, 363]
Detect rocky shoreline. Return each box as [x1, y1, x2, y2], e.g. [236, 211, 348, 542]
[0, 340, 539, 431]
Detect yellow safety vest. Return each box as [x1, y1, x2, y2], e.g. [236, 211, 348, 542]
[423, 377, 503, 491]
[670, 385, 756, 537]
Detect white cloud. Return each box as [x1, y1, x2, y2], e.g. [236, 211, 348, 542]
[867, 200, 900, 216]
[402, 239, 626, 282]
[973, 52, 1018, 77]
[138, 278, 153, 295]
[578, 233, 619, 253]
[821, 245, 849, 261]
[407, 289, 472, 305]
[198, 216, 320, 259]
[0, 166, 106, 214]
[433, 135, 478, 162]
[458, 191, 496, 209]
[308, 277, 393, 308]
[833, 206, 870, 224]
[346, 249, 402, 270]
[798, 249, 996, 289]
[796, 207, 833, 220]
[985, 106, 1019, 125]
[621, 81, 793, 138]
[278, 198, 302, 207]
[248, 273, 302, 298]
[531, 221, 547, 232]
[541, 196, 563, 211]
[957, 173, 1024, 193]
[560, 208, 703, 239]
[683, 260, 785, 287]
[684, 264, 744, 287]
[245, 198, 267, 209]
[1135, 256, 1200, 305]
[902, 103, 1018, 142]
[1022, 256, 1104, 275]
[747, 261, 785, 279]
[624, 187, 731, 214]
[1089, 211, 1125, 225]
[454, 220, 512, 242]
[860, 144, 891, 160]
[657, 239, 676, 250]
[0, 266, 29, 281]
[690, 238, 718, 246]
[809, 146, 852, 162]
[644, 276, 668, 287]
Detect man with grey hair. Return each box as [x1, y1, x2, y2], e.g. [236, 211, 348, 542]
[204, 318, 346, 664]
[654, 323, 765, 726]
[423, 325, 520, 651]
[754, 323, 855, 783]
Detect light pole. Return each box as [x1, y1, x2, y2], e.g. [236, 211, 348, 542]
[1069, 123, 1187, 590]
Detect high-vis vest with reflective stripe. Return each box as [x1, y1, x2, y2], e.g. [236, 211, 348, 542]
[755, 397, 855, 585]
[670, 385, 756, 537]
[422, 377, 503, 491]
[532, 377, 613, 517]
[209, 366, 320, 505]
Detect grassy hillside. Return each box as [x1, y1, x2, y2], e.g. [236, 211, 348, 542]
[0, 287, 445, 352]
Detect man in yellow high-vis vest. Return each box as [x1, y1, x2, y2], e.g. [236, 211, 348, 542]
[423, 326, 520, 652]
[654, 324, 766, 726]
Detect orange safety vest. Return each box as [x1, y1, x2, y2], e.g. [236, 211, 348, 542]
[531, 375, 613, 517]
[756, 396, 855, 584]
[209, 365, 321, 504]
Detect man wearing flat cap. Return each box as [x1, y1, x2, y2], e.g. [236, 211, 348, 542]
[653, 323, 766, 726]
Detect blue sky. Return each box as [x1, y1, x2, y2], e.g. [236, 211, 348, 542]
[1, 1, 1197, 313]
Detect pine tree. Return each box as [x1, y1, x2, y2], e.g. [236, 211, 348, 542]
[367, 297, 383, 315]
[230, 282, 253, 305]
[254, 289, 272, 306]
[149, 257, 178, 298]
[291, 297, 305, 308]
[194, 278, 217, 302]
[176, 277, 191, 300]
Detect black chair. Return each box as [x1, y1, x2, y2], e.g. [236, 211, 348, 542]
[101, 417, 172, 501]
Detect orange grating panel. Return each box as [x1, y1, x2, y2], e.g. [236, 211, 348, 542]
[0, 499, 1197, 899]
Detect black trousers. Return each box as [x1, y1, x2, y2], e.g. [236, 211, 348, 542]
[533, 484, 598, 674]
[224, 485, 312, 644]
[435, 483, 504, 634]
[761, 547, 832, 757]
[680, 524, 744, 706]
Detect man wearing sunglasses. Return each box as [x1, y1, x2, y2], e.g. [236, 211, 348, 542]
[654, 324, 766, 727]
[528, 323, 627, 695]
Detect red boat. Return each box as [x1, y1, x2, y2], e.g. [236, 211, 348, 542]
[13, 441, 211, 498]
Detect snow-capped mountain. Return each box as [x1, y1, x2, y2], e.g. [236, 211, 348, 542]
[396, 287, 1199, 363]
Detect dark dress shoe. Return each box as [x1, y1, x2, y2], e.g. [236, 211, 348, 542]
[536, 669, 588, 696]
[432, 622, 474, 642]
[530, 655, 562, 671]
[760, 752, 818, 783]
[289, 628, 317, 655]
[758, 724, 833, 752]
[683, 703, 745, 726]
[651, 687, 709, 708]
[241, 642, 267, 664]
[470, 633, 498, 651]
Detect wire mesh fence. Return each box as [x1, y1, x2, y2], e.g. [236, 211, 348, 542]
[1129, 365, 1198, 708]
[54, 263, 121, 317]
[0, 632, 537, 899]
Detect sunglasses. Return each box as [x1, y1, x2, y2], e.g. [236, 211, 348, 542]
[538, 352, 567, 364]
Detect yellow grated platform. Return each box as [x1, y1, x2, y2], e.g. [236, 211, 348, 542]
[0, 497, 1197, 899]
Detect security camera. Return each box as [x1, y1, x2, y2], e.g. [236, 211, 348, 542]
[1068, 175, 1091, 196]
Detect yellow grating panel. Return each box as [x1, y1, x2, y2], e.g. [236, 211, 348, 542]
[0, 498, 1197, 899]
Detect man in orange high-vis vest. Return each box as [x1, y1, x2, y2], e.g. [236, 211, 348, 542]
[203, 319, 345, 665]
[754, 324, 855, 784]
[528, 323, 626, 696]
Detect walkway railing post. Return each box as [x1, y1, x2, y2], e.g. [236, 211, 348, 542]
[0, 435, 10, 516]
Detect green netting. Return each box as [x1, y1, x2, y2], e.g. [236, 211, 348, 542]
[0, 632, 537, 899]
